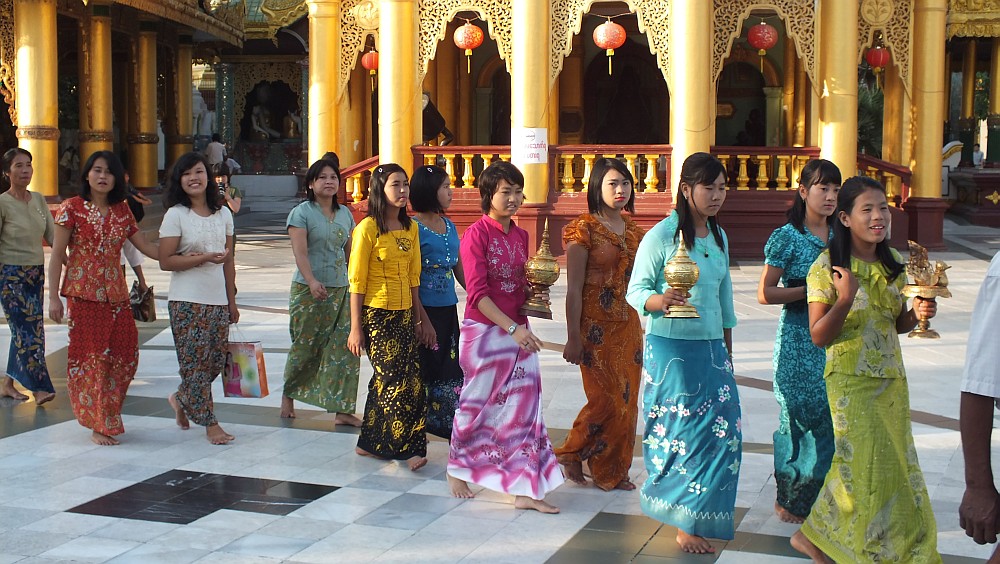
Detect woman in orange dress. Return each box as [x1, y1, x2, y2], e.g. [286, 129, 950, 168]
[557, 158, 645, 490]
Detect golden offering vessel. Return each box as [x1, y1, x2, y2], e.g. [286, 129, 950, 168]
[663, 233, 700, 318]
[902, 240, 951, 339]
[521, 219, 561, 319]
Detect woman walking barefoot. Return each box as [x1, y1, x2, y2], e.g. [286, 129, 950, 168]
[159, 152, 239, 446]
[347, 164, 430, 471]
[556, 158, 644, 491]
[626, 153, 740, 554]
[48, 151, 159, 445]
[446, 161, 564, 511]
[757, 159, 840, 523]
[0, 148, 56, 404]
[280, 158, 361, 426]
[410, 165, 465, 439]
[791, 176, 941, 563]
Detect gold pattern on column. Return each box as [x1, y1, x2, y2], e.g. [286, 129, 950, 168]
[819, 0, 859, 175]
[858, 0, 912, 96]
[912, 0, 947, 199]
[129, 21, 159, 190]
[962, 39, 977, 119]
[991, 38, 1000, 114]
[14, 0, 59, 196]
[308, 1, 342, 162]
[79, 2, 115, 159]
[0, 0, 16, 125]
[168, 35, 194, 165]
[380, 0, 420, 172]
[416, 0, 513, 84]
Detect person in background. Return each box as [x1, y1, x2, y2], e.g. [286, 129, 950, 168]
[203, 133, 227, 166]
[212, 162, 242, 215]
[973, 143, 985, 168]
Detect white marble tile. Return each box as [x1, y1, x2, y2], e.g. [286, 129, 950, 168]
[217, 533, 314, 559]
[20, 512, 118, 537]
[148, 525, 249, 551]
[189, 509, 281, 533]
[90, 518, 179, 543]
[38, 536, 139, 562]
[105, 543, 210, 564]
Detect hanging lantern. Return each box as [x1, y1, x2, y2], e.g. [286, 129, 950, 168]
[747, 20, 778, 73]
[593, 19, 626, 76]
[453, 22, 484, 73]
[361, 49, 379, 90]
[865, 45, 891, 89]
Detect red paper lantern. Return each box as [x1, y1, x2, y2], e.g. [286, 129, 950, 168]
[747, 21, 778, 72]
[361, 49, 379, 89]
[865, 45, 891, 89]
[593, 20, 627, 75]
[453, 22, 484, 73]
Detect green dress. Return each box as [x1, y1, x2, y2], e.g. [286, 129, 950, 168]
[801, 249, 940, 563]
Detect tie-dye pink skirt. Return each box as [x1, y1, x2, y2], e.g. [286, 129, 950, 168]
[447, 320, 564, 499]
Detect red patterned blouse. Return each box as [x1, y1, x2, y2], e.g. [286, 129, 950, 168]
[55, 196, 138, 303]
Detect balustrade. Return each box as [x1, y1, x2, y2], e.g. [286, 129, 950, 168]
[549, 145, 672, 193]
[413, 146, 512, 190]
[711, 147, 820, 191]
[857, 154, 912, 206]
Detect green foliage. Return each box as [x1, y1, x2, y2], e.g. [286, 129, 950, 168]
[857, 82, 884, 158]
[58, 75, 79, 130]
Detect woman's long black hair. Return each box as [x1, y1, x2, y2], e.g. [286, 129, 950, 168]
[0, 147, 31, 195]
[587, 158, 636, 214]
[304, 158, 341, 208]
[367, 163, 411, 234]
[830, 176, 904, 281]
[787, 159, 841, 232]
[163, 152, 223, 212]
[80, 151, 130, 204]
[674, 152, 727, 251]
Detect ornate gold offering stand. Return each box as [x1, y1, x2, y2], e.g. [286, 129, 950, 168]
[902, 240, 951, 339]
[663, 234, 700, 318]
[521, 219, 561, 319]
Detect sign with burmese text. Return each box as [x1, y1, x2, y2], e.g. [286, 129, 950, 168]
[512, 127, 548, 166]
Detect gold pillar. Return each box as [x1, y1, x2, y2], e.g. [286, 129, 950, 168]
[991, 39, 1000, 113]
[782, 37, 796, 146]
[548, 79, 559, 145]
[424, 57, 437, 103]
[436, 24, 458, 143]
[818, 0, 858, 175]
[14, 0, 59, 197]
[78, 2, 114, 160]
[167, 35, 194, 166]
[962, 39, 977, 119]
[379, 0, 420, 172]
[944, 49, 952, 120]
[911, 0, 947, 199]
[793, 57, 807, 146]
[559, 35, 584, 145]
[882, 59, 912, 196]
[307, 1, 341, 163]
[127, 22, 158, 190]
[338, 60, 366, 166]
[511, 0, 550, 203]
[458, 51, 473, 144]
[668, 0, 713, 192]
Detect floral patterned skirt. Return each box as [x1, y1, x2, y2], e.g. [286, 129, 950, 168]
[169, 301, 230, 427]
[0, 264, 54, 393]
[419, 305, 463, 439]
[801, 373, 941, 563]
[447, 320, 564, 499]
[640, 335, 741, 540]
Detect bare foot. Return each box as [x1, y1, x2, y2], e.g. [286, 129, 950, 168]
[168, 393, 190, 430]
[514, 496, 560, 514]
[334, 412, 363, 427]
[280, 396, 295, 418]
[791, 530, 832, 563]
[206, 424, 234, 445]
[448, 475, 474, 498]
[407, 456, 427, 472]
[614, 478, 637, 491]
[0, 377, 28, 401]
[676, 530, 715, 554]
[559, 457, 587, 485]
[775, 502, 805, 524]
[91, 431, 120, 446]
[33, 391, 56, 406]
[355, 446, 386, 459]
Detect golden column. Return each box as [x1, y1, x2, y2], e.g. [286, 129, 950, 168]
[14, 0, 59, 197]
[338, 61, 366, 166]
[987, 39, 1000, 160]
[379, 0, 420, 172]
[78, 1, 114, 160]
[881, 59, 912, 200]
[510, 0, 550, 204]
[167, 35, 195, 166]
[959, 39, 978, 163]
[307, 0, 341, 163]
[782, 38, 796, 146]
[436, 23, 458, 142]
[669, 0, 713, 192]
[457, 53, 473, 144]
[793, 57, 807, 147]
[907, 0, 949, 249]
[818, 0, 858, 175]
[128, 22, 159, 190]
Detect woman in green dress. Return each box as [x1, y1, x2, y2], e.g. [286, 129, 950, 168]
[792, 176, 940, 563]
[280, 158, 361, 426]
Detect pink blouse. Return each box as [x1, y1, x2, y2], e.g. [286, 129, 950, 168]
[460, 215, 528, 326]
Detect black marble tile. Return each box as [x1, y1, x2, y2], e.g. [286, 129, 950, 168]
[265, 481, 338, 500]
[166, 488, 243, 511]
[128, 501, 216, 525]
[141, 469, 218, 490]
[68, 496, 156, 519]
[200, 474, 282, 495]
[228, 494, 312, 516]
[102, 483, 189, 503]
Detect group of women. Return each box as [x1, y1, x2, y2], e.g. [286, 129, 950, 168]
[0, 145, 945, 559]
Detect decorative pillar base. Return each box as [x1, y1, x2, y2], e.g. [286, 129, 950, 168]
[903, 197, 950, 250]
[79, 130, 115, 161]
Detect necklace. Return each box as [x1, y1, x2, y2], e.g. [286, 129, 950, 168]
[390, 230, 412, 252]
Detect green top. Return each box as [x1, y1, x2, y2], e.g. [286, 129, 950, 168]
[0, 191, 55, 265]
[807, 249, 907, 379]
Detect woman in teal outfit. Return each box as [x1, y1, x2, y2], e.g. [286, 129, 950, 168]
[756, 159, 840, 523]
[626, 153, 740, 555]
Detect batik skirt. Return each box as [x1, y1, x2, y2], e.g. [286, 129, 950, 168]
[448, 319, 564, 499]
[283, 283, 359, 413]
[420, 305, 463, 439]
[169, 301, 230, 427]
[66, 298, 138, 436]
[0, 264, 54, 393]
[358, 306, 427, 459]
[640, 335, 742, 540]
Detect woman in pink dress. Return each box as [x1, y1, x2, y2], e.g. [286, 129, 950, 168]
[446, 161, 564, 513]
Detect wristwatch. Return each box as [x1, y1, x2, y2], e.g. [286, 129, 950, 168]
[507, 323, 518, 335]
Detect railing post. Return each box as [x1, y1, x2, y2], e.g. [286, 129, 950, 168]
[775, 155, 790, 190]
[444, 154, 457, 188]
[561, 153, 577, 192]
[582, 154, 595, 191]
[462, 154, 475, 188]
[755, 155, 770, 190]
[736, 155, 751, 190]
[644, 155, 660, 193]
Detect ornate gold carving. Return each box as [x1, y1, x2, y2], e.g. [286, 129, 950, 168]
[353, 0, 379, 29]
[112, 0, 245, 47]
[79, 18, 93, 131]
[340, 0, 372, 104]
[552, 0, 670, 89]
[416, 0, 513, 85]
[16, 126, 61, 140]
[127, 133, 160, 144]
[233, 61, 302, 138]
[948, 0, 1000, 36]
[943, 143, 964, 160]
[860, 0, 893, 26]
[79, 130, 115, 142]
[258, 0, 308, 40]
[0, 0, 15, 125]
[858, 0, 911, 95]
[712, 1, 816, 94]
[166, 134, 196, 144]
[952, 0, 1000, 10]
[988, 190, 1000, 205]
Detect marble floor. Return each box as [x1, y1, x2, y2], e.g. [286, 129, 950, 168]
[1, 192, 999, 563]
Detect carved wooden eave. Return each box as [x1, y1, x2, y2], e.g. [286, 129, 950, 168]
[948, 0, 1000, 38]
[111, 0, 246, 47]
[257, 0, 308, 41]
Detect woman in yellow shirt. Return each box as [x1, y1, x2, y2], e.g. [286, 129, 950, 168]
[348, 163, 434, 471]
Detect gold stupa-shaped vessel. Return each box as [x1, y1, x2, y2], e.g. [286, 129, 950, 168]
[663, 233, 700, 318]
[521, 219, 561, 319]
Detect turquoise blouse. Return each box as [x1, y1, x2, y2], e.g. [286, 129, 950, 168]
[286, 201, 355, 288]
[626, 211, 737, 340]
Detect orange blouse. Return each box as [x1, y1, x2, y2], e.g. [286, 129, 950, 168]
[563, 213, 644, 323]
[55, 197, 138, 303]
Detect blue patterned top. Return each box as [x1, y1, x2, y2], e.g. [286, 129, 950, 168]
[415, 216, 460, 307]
[286, 201, 354, 288]
[764, 223, 831, 306]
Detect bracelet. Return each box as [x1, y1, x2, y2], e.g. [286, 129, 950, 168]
[415, 320, 422, 325]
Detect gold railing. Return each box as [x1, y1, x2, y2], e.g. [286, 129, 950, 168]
[412, 146, 512, 190]
[857, 153, 912, 206]
[340, 155, 379, 203]
[711, 146, 821, 190]
[550, 145, 672, 193]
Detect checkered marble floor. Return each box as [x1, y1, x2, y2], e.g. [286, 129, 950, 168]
[1, 196, 998, 563]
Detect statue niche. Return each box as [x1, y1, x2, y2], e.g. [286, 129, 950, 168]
[239, 81, 300, 142]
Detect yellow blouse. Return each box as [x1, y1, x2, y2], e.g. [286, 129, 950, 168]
[349, 217, 421, 310]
